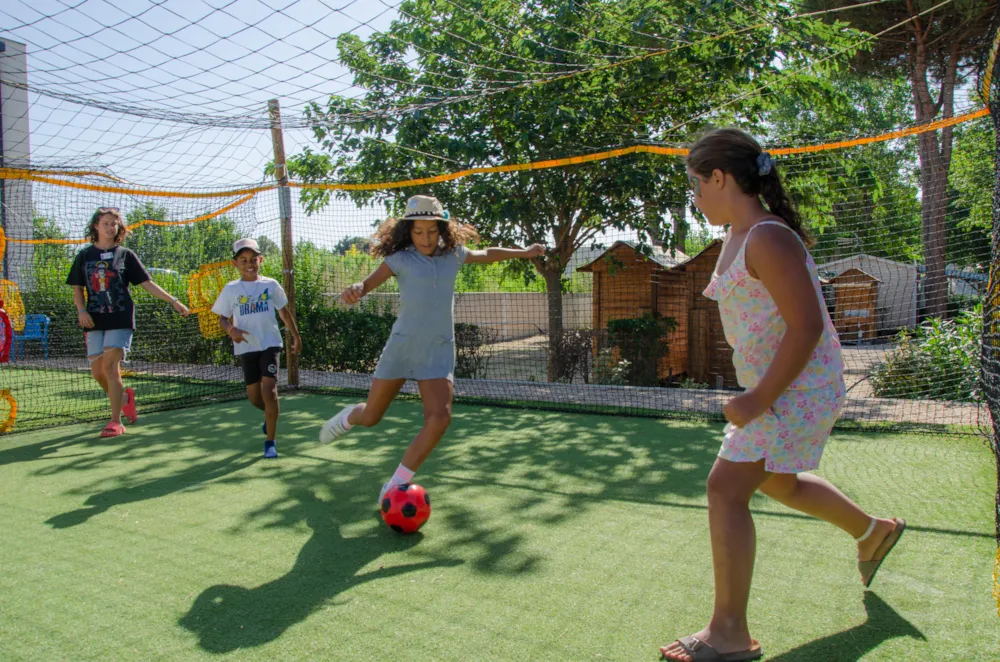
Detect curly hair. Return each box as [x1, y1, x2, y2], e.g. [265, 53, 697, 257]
[687, 128, 812, 246]
[86, 207, 129, 245]
[370, 216, 480, 259]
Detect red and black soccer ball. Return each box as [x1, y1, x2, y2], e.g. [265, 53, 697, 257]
[380, 483, 431, 534]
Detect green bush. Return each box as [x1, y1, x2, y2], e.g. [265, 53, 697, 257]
[593, 348, 630, 386]
[548, 329, 594, 383]
[678, 377, 710, 390]
[870, 305, 981, 402]
[454, 322, 498, 379]
[605, 312, 678, 386]
[297, 305, 396, 373]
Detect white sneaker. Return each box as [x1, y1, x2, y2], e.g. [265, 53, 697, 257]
[319, 406, 354, 443]
[378, 482, 392, 509]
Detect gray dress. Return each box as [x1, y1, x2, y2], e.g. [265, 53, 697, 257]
[373, 244, 469, 381]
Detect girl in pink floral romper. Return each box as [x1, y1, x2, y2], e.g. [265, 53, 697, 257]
[659, 129, 905, 662]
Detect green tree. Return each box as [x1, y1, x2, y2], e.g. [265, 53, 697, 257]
[806, 0, 999, 316]
[333, 235, 372, 255]
[947, 117, 993, 267]
[30, 212, 75, 298]
[950, 119, 993, 233]
[285, 0, 860, 379]
[766, 73, 923, 263]
[124, 203, 243, 273]
[31, 212, 75, 265]
[256, 235, 281, 258]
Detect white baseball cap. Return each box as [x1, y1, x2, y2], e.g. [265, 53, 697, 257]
[232, 238, 261, 256]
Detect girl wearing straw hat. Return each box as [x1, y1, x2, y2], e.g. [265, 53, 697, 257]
[320, 195, 544, 504]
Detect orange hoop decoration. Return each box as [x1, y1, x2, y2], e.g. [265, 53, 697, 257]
[187, 261, 238, 339]
[0, 389, 17, 433]
[0, 280, 25, 332]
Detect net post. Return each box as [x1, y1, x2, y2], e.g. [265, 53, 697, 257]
[268, 98, 298, 388]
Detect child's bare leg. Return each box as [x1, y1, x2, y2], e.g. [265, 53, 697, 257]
[377, 379, 453, 504]
[661, 458, 768, 661]
[246, 383, 265, 411]
[90, 356, 109, 393]
[400, 378, 453, 471]
[347, 378, 405, 427]
[261, 377, 279, 439]
[102, 348, 125, 424]
[758, 472, 897, 561]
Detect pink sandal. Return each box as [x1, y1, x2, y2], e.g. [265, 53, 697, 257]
[100, 421, 126, 438]
[122, 387, 138, 424]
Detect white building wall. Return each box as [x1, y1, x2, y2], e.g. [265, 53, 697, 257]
[1, 38, 33, 290]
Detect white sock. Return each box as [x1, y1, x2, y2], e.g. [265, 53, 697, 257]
[388, 463, 415, 488]
[339, 406, 353, 431]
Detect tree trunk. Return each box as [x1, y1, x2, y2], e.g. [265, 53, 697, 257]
[909, 26, 957, 320]
[670, 205, 688, 253]
[918, 137, 950, 319]
[543, 266, 565, 381]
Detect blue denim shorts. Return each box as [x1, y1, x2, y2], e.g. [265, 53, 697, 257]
[86, 329, 134, 361]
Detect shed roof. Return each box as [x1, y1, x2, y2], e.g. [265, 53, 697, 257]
[576, 240, 693, 272]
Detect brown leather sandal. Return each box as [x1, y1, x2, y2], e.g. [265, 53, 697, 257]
[858, 517, 906, 587]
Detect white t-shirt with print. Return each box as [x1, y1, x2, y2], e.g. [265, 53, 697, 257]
[211, 277, 288, 356]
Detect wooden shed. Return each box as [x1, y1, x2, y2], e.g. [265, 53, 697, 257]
[829, 268, 880, 343]
[577, 240, 738, 388]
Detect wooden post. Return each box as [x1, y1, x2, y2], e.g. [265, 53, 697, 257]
[268, 98, 298, 387]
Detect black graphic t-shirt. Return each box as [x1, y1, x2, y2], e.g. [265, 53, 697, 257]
[66, 245, 151, 331]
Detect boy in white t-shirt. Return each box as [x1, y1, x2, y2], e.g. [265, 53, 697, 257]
[212, 238, 301, 458]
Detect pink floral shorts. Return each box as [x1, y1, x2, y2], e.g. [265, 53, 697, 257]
[719, 383, 845, 474]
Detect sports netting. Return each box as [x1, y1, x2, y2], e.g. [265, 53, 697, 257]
[0, 0, 998, 605]
[0, 1, 993, 432]
[976, 2, 1000, 616]
[3, 119, 990, 434]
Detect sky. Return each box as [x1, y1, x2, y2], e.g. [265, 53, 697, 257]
[0, 0, 406, 246]
[0, 0, 699, 249]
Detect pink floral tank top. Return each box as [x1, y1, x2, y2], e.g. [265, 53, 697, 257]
[703, 220, 843, 391]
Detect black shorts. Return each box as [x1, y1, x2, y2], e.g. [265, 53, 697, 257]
[241, 347, 281, 385]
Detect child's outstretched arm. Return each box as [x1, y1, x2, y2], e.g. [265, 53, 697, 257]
[341, 262, 394, 305]
[724, 226, 825, 428]
[140, 280, 191, 316]
[465, 243, 544, 264]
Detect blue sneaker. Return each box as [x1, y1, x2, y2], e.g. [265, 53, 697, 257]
[262, 420, 267, 436]
[263, 440, 277, 459]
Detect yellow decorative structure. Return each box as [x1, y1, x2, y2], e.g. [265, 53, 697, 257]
[188, 261, 239, 338]
[0, 390, 17, 433]
[0, 280, 26, 332]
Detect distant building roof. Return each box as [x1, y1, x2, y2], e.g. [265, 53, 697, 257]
[576, 240, 690, 272]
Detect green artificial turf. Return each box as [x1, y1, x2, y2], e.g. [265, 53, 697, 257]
[0, 393, 996, 660]
[1, 367, 242, 431]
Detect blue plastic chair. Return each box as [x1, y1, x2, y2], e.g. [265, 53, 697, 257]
[13, 314, 50, 361]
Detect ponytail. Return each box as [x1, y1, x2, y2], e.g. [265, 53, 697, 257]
[758, 168, 810, 246]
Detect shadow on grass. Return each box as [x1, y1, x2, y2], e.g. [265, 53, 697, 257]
[13, 395, 966, 656]
[769, 592, 925, 662]
[177, 488, 462, 653]
[46, 452, 258, 528]
[0, 427, 93, 466]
